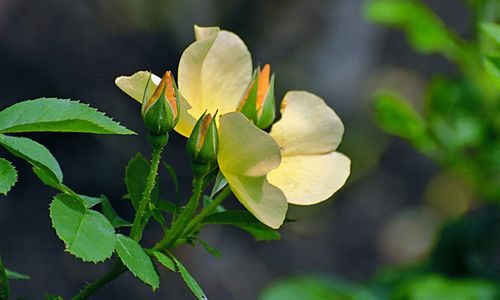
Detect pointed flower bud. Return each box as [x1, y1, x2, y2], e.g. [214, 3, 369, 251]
[238, 64, 276, 129]
[142, 71, 180, 136]
[187, 112, 219, 177]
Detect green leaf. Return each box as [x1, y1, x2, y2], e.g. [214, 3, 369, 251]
[481, 22, 500, 46]
[0, 134, 62, 183]
[171, 255, 206, 300]
[100, 196, 131, 228]
[0, 255, 10, 300]
[5, 269, 30, 280]
[203, 211, 281, 241]
[125, 153, 159, 210]
[152, 251, 176, 272]
[363, 0, 455, 54]
[115, 234, 159, 290]
[0, 158, 17, 195]
[373, 90, 433, 150]
[0, 98, 134, 135]
[49, 194, 115, 262]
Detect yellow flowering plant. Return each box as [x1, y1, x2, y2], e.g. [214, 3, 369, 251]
[25, 25, 354, 299]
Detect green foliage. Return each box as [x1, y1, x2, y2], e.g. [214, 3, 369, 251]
[153, 251, 206, 299]
[373, 90, 431, 151]
[171, 255, 206, 300]
[0, 98, 134, 135]
[481, 23, 500, 46]
[363, 0, 456, 55]
[0, 134, 62, 183]
[49, 194, 115, 262]
[115, 234, 159, 290]
[203, 210, 281, 241]
[260, 276, 376, 300]
[368, 0, 500, 201]
[152, 251, 176, 272]
[0, 158, 17, 195]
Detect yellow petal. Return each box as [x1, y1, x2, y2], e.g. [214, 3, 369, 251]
[115, 71, 161, 103]
[178, 29, 252, 134]
[194, 25, 220, 41]
[270, 91, 344, 156]
[218, 112, 287, 228]
[268, 152, 351, 205]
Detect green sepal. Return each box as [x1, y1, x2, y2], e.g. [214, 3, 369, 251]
[239, 68, 260, 121]
[239, 67, 276, 129]
[187, 112, 219, 177]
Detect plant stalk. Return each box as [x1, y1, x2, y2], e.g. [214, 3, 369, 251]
[129, 145, 163, 241]
[181, 185, 232, 238]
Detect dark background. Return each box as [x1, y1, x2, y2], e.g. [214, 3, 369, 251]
[0, 0, 471, 299]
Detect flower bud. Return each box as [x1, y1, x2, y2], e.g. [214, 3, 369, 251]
[187, 112, 219, 177]
[238, 64, 276, 129]
[142, 71, 179, 136]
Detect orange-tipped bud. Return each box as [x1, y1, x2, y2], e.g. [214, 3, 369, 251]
[238, 64, 276, 129]
[187, 112, 219, 177]
[142, 71, 180, 136]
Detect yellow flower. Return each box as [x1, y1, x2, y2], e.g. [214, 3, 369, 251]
[116, 25, 287, 229]
[116, 25, 350, 227]
[267, 91, 351, 205]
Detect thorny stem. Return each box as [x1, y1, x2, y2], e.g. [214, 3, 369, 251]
[129, 145, 163, 241]
[181, 185, 232, 238]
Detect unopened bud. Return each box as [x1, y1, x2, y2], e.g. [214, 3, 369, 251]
[238, 64, 276, 129]
[187, 112, 219, 177]
[142, 71, 179, 136]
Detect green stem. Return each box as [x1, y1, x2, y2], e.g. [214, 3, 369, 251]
[71, 261, 126, 300]
[153, 177, 204, 250]
[130, 146, 163, 241]
[181, 185, 232, 238]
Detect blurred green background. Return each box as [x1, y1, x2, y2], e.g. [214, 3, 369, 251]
[0, 0, 499, 299]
